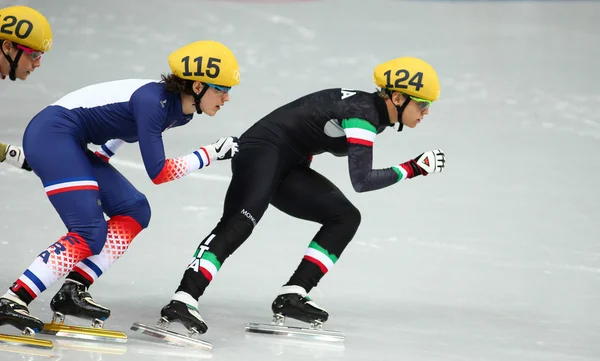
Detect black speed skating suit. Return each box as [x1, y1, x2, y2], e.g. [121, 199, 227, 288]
[177, 88, 402, 299]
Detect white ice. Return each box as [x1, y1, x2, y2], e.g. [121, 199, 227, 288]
[0, 0, 599, 360]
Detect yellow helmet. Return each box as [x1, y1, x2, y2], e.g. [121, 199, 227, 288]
[168, 40, 240, 87]
[0, 6, 53, 52]
[373, 57, 440, 102]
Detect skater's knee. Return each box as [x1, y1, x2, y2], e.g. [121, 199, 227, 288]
[116, 193, 151, 229]
[129, 193, 151, 229]
[228, 212, 255, 247]
[343, 204, 361, 228]
[210, 212, 256, 258]
[75, 219, 108, 255]
[323, 202, 361, 228]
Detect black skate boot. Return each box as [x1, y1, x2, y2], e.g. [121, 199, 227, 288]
[0, 293, 44, 334]
[271, 285, 329, 325]
[50, 281, 110, 327]
[160, 292, 207, 335]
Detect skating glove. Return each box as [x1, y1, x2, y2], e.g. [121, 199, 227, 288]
[204, 136, 239, 161]
[398, 149, 445, 178]
[1, 144, 32, 171]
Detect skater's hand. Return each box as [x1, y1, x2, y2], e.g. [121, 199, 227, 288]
[205, 136, 239, 161]
[2, 144, 32, 171]
[398, 149, 445, 178]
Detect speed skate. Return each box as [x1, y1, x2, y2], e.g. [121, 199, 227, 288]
[131, 294, 213, 351]
[245, 285, 345, 343]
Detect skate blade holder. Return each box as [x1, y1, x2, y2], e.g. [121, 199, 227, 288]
[0, 329, 54, 350]
[41, 312, 127, 343]
[130, 318, 213, 351]
[50, 311, 103, 328]
[244, 314, 346, 343]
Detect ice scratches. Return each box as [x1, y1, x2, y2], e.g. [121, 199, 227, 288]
[400, 236, 474, 254]
[355, 236, 475, 254]
[561, 264, 600, 274]
[219, 2, 316, 40]
[269, 15, 315, 40]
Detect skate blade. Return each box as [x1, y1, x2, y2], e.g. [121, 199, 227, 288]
[130, 322, 213, 351]
[0, 333, 54, 349]
[245, 322, 346, 342]
[41, 322, 127, 343]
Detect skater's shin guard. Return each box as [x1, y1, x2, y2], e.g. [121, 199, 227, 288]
[10, 233, 93, 304]
[68, 216, 143, 287]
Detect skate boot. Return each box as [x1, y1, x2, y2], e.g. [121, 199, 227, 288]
[271, 285, 329, 326]
[160, 292, 208, 335]
[0, 292, 44, 334]
[245, 285, 344, 342]
[41, 281, 127, 342]
[0, 292, 55, 349]
[50, 281, 110, 327]
[130, 292, 212, 350]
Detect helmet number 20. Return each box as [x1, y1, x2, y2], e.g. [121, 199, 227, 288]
[181, 56, 221, 78]
[384, 69, 424, 91]
[0, 15, 34, 39]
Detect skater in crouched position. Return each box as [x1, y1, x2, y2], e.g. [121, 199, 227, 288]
[0, 40, 241, 335]
[160, 56, 446, 334]
[0, 5, 53, 171]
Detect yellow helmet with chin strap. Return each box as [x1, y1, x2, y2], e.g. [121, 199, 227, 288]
[373, 56, 440, 131]
[0, 5, 52, 81]
[168, 40, 240, 114]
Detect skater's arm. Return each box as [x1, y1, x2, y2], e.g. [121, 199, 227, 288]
[130, 92, 237, 185]
[94, 139, 125, 162]
[0, 141, 32, 171]
[342, 118, 400, 193]
[342, 118, 436, 192]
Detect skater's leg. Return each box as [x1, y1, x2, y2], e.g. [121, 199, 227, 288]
[8, 144, 108, 304]
[162, 141, 291, 333]
[1, 128, 106, 331]
[66, 150, 151, 287]
[269, 166, 360, 322]
[271, 166, 360, 291]
[174, 142, 289, 299]
[50, 151, 151, 321]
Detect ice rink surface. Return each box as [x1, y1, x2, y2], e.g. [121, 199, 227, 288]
[1, 0, 599, 360]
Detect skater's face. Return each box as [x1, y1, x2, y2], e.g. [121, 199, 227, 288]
[198, 82, 230, 117]
[391, 92, 431, 129]
[0, 41, 43, 81]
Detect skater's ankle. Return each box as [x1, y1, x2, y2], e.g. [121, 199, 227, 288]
[279, 285, 308, 296]
[65, 273, 92, 289]
[171, 291, 199, 308]
[1, 290, 29, 306]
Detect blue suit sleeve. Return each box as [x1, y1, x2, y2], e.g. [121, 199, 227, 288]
[129, 88, 168, 180]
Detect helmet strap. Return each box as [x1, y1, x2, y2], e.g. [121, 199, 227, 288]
[193, 83, 209, 114]
[0, 40, 23, 81]
[385, 89, 411, 132]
